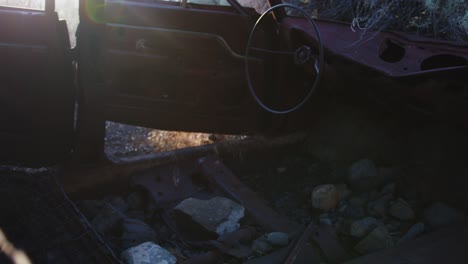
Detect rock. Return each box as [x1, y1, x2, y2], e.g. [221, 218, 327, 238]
[104, 196, 128, 213]
[252, 237, 273, 255]
[174, 197, 244, 236]
[121, 218, 158, 249]
[348, 159, 378, 191]
[342, 204, 366, 220]
[266, 232, 289, 246]
[350, 217, 380, 238]
[385, 220, 401, 233]
[336, 184, 352, 201]
[311, 184, 339, 211]
[337, 202, 348, 213]
[388, 198, 415, 221]
[424, 202, 466, 229]
[398, 222, 425, 244]
[121, 242, 176, 264]
[91, 203, 125, 235]
[367, 196, 390, 218]
[368, 202, 386, 218]
[354, 226, 394, 254]
[334, 217, 351, 235]
[320, 217, 333, 226]
[126, 191, 147, 211]
[126, 210, 146, 221]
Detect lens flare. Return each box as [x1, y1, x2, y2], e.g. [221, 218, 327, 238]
[82, 0, 106, 24]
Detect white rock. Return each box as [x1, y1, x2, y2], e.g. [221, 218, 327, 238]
[388, 198, 415, 221]
[121, 242, 176, 264]
[354, 226, 394, 254]
[174, 197, 244, 236]
[350, 217, 380, 238]
[311, 184, 339, 211]
[252, 237, 273, 255]
[266, 232, 289, 246]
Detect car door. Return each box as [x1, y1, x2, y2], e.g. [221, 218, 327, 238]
[0, 0, 75, 165]
[101, 0, 271, 134]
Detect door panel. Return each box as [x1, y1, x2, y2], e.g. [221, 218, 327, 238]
[104, 0, 268, 133]
[0, 6, 74, 165]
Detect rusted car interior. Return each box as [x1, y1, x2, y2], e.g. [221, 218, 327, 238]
[0, 0, 467, 263]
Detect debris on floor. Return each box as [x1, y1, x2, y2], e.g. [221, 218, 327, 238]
[70, 151, 468, 263]
[2, 145, 468, 263]
[174, 196, 245, 241]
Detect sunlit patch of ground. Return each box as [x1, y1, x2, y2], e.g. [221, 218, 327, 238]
[147, 129, 241, 152]
[105, 121, 244, 157]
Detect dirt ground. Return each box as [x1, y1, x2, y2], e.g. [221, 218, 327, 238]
[1, 97, 468, 263]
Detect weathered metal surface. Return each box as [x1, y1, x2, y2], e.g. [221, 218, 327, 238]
[281, 18, 467, 79]
[197, 156, 301, 234]
[102, 0, 267, 134]
[209, 227, 256, 258]
[284, 223, 351, 264]
[0, 6, 75, 166]
[63, 132, 306, 195]
[252, 244, 325, 264]
[131, 155, 299, 239]
[284, 222, 322, 264]
[182, 251, 222, 264]
[308, 225, 352, 263]
[0, 168, 118, 263]
[344, 223, 468, 264]
[277, 16, 467, 129]
[132, 159, 201, 208]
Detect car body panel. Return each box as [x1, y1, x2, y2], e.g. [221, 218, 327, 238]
[102, 0, 267, 133]
[0, 6, 75, 165]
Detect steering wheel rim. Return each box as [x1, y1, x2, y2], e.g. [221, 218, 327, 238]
[245, 3, 324, 115]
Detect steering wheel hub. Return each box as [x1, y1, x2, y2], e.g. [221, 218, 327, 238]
[294, 45, 313, 65]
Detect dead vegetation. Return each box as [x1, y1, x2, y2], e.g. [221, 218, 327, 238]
[105, 122, 244, 157]
[286, 0, 468, 42]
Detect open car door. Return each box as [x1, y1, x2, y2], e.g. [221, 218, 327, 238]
[0, 1, 75, 165]
[100, 0, 270, 134]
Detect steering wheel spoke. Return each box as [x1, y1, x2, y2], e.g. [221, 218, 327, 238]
[245, 4, 324, 114]
[249, 47, 296, 56]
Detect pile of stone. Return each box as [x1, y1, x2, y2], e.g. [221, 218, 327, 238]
[310, 158, 466, 255]
[76, 158, 467, 262]
[79, 192, 287, 263]
[78, 191, 178, 264]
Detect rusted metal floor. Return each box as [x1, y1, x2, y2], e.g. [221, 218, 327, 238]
[344, 223, 468, 264]
[0, 167, 117, 263]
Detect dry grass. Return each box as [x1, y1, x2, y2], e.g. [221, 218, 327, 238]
[105, 122, 244, 157]
[287, 0, 468, 42]
[147, 130, 241, 152]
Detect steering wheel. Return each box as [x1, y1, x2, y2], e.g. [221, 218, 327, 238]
[245, 4, 324, 114]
